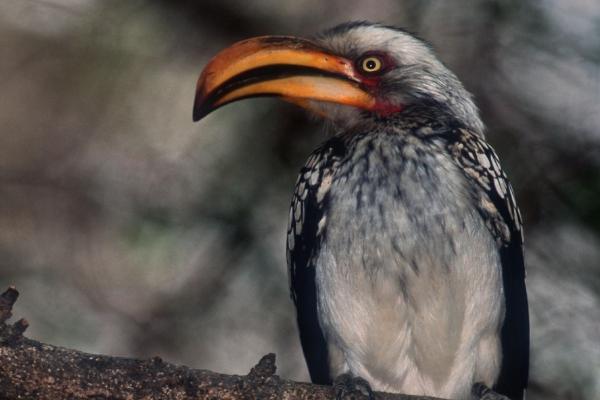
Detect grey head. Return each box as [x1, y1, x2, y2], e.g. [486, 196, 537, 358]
[313, 21, 484, 135]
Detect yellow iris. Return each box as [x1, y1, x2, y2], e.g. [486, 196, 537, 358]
[361, 56, 382, 73]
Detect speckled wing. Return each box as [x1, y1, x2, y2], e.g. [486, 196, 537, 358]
[286, 137, 345, 385]
[446, 128, 529, 400]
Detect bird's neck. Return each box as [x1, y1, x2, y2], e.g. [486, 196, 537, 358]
[333, 101, 477, 140]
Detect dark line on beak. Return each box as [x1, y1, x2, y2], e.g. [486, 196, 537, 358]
[193, 65, 361, 121]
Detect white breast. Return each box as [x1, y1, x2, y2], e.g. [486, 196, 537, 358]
[314, 135, 504, 399]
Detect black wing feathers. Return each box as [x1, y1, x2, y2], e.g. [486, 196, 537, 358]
[446, 127, 529, 400]
[287, 138, 345, 385]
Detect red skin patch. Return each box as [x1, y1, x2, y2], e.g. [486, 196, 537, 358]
[373, 101, 404, 116]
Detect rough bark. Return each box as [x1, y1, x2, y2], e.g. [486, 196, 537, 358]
[0, 286, 441, 400]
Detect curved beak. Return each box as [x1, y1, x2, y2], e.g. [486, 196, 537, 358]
[193, 36, 376, 121]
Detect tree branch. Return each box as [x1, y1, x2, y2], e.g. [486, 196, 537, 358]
[0, 286, 441, 400]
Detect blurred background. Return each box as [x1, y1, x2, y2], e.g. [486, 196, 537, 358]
[1, 1, 599, 399]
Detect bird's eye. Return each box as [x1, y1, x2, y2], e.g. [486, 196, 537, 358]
[359, 56, 383, 74]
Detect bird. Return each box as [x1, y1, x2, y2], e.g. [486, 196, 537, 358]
[193, 21, 529, 400]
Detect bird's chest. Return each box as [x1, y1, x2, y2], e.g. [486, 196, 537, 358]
[313, 135, 503, 392]
[316, 135, 473, 284]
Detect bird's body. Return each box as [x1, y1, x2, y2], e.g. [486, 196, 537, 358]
[288, 105, 524, 399]
[194, 21, 529, 400]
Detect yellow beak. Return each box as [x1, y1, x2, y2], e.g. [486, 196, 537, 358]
[193, 36, 376, 121]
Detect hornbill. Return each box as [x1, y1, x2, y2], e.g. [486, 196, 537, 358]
[193, 22, 529, 400]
